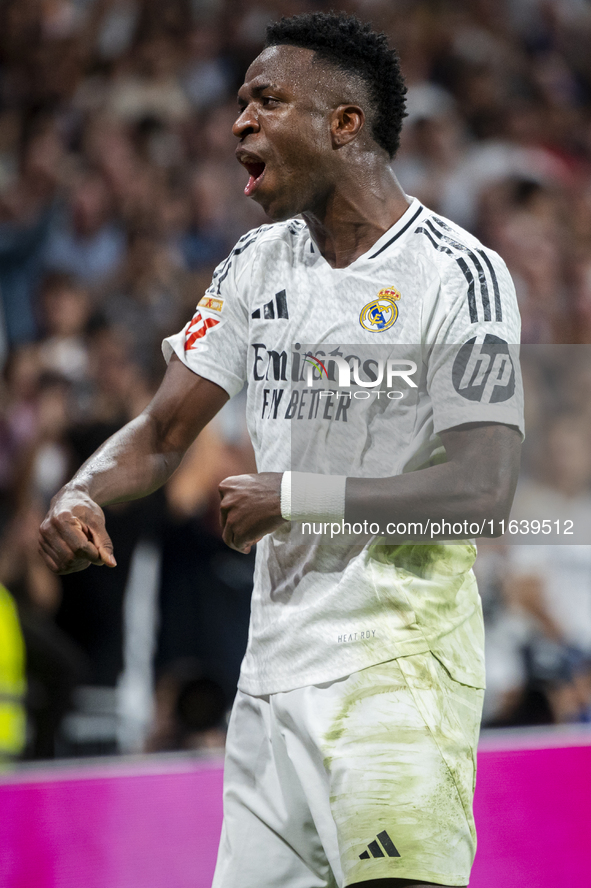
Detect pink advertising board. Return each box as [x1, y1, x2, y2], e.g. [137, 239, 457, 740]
[0, 729, 589, 888]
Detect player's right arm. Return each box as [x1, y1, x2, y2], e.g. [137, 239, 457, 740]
[39, 355, 229, 574]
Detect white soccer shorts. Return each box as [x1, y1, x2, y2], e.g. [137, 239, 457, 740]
[212, 652, 484, 888]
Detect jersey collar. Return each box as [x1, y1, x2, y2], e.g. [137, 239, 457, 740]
[307, 197, 425, 268]
[364, 197, 424, 260]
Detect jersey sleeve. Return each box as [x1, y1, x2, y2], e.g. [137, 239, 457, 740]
[162, 238, 252, 398]
[425, 245, 525, 437]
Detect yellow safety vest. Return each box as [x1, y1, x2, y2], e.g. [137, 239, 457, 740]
[0, 584, 26, 759]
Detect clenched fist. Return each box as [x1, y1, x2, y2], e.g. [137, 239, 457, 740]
[219, 472, 286, 553]
[39, 487, 117, 574]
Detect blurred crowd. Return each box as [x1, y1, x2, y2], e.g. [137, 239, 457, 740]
[1, 0, 591, 761]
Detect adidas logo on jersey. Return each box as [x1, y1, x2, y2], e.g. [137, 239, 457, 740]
[358, 829, 401, 860]
[251, 289, 289, 320]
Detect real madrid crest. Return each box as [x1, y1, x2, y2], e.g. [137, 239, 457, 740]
[359, 287, 401, 332]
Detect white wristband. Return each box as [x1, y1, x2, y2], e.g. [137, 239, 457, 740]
[280, 471, 347, 522]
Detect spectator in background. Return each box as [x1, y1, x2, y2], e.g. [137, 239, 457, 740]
[152, 397, 255, 752]
[395, 82, 466, 219]
[147, 662, 228, 753]
[0, 347, 73, 528]
[0, 501, 86, 759]
[52, 330, 163, 756]
[0, 116, 63, 346]
[481, 405, 591, 727]
[182, 23, 234, 113]
[23, 372, 73, 510]
[0, 346, 43, 528]
[43, 171, 126, 288]
[480, 178, 571, 342]
[106, 37, 192, 125]
[102, 229, 187, 376]
[38, 272, 91, 386]
[509, 413, 591, 659]
[179, 167, 232, 270]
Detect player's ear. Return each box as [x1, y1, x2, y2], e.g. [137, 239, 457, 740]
[330, 104, 365, 149]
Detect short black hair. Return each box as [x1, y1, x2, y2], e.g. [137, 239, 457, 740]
[265, 12, 407, 159]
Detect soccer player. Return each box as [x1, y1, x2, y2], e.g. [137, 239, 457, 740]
[39, 13, 523, 888]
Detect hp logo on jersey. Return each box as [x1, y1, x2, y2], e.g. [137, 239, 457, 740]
[452, 334, 515, 403]
[359, 287, 400, 333]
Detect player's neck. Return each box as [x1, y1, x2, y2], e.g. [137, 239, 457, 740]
[302, 166, 410, 269]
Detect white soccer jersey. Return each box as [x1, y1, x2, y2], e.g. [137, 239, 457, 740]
[163, 198, 524, 695]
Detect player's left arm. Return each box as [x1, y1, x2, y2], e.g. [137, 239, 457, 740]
[345, 419, 521, 530]
[219, 420, 521, 552]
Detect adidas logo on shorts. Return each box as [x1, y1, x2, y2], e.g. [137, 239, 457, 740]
[359, 829, 401, 859]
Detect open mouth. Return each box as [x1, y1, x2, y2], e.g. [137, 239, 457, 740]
[242, 160, 266, 197]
